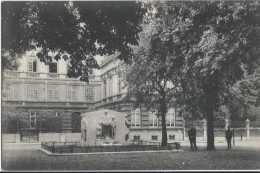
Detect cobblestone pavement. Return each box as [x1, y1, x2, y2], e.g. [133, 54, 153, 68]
[2, 138, 260, 171]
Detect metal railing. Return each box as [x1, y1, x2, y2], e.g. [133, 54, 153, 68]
[41, 141, 179, 153]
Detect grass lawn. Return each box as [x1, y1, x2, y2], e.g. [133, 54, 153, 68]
[2, 145, 260, 170]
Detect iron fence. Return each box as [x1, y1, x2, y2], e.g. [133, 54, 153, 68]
[41, 141, 180, 154]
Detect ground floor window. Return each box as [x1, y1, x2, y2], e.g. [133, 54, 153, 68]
[169, 135, 175, 140]
[149, 111, 159, 127]
[151, 135, 158, 141]
[71, 112, 81, 132]
[133, 135, 140, 141]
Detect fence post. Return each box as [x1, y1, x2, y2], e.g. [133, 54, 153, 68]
[225, 118, 229, 130]
[246, 118, 250, 139]
[203, 118, 207, 141]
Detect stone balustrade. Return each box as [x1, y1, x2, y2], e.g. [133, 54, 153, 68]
[3, 70, 68, 79]
[2, 71, 97, 103]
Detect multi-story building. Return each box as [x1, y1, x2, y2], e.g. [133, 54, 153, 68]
[91, 54, 185, 143]
[2, 50, 99, 142]
[2, 51, 185, 144]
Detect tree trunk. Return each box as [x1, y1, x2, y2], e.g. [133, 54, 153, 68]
[206, 108, 215, 150]
[205, 91, 216, 151]
[160, 101, 168, 146]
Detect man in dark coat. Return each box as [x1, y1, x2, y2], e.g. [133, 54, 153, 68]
[191, 127, 198, 151]
[188, 128, 193, 150]
[225, 126, 233, 149]
[188, 126, 198, 151]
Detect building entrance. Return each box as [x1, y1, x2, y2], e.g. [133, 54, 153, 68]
[101, 124, 114, 138]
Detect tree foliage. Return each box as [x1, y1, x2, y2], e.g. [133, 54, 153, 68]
[2, 1, 145, 81]
[227, 67, 260, 121]
[127, 1, 260, 149]
[127, 2, 194, 146]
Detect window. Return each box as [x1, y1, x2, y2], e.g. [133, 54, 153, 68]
[151, 135, 158, 141]
[131, 108, 141, 127]
[29, 112, 37, 128]
[27, 86, 41, 100]
[28, 60, 37, 72]
[5, 85, 18, 99]
[109, 77, 113, 96]
[72, 112, 81, 132]
[103, 80, 107, 98]
[169, 135, 175, 140]
[106, 79, 110, 97]
[49, 62, 57, 73]
[86, 86, 94, 101]
[133, 135, 140, 141]
[149, 111, 158, 127]
[167, 108, 175, 127]
[118, 74, 121, 94]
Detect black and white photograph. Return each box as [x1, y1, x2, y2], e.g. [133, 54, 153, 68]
[1, 0, 260, 171]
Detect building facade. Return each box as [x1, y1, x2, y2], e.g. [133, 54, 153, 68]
[2, 52, 184, 144]
[91, 55, 185, 143]
[2, 51, 99, 142]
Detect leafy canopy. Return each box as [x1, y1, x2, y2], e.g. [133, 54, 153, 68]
[2, 1, 145, 81]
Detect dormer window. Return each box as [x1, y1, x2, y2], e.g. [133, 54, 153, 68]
[49, 62, 57, 73]
[28, 60, 37, 72]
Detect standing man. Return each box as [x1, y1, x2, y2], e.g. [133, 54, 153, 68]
[191, 126, 198, 151]
[188, 127, 193, 151]
[188, 126, 198, 151]
[225, 126, 233, 150]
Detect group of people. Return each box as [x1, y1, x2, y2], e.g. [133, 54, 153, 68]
[188, 126, 234, 151]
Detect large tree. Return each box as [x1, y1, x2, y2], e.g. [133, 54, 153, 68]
[126, 2, 186, 146]
[127, 1, 260, 149]
[175, 1, 260, 150]
[2, 1, 145, 81]
[183, 1, 260, 150]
